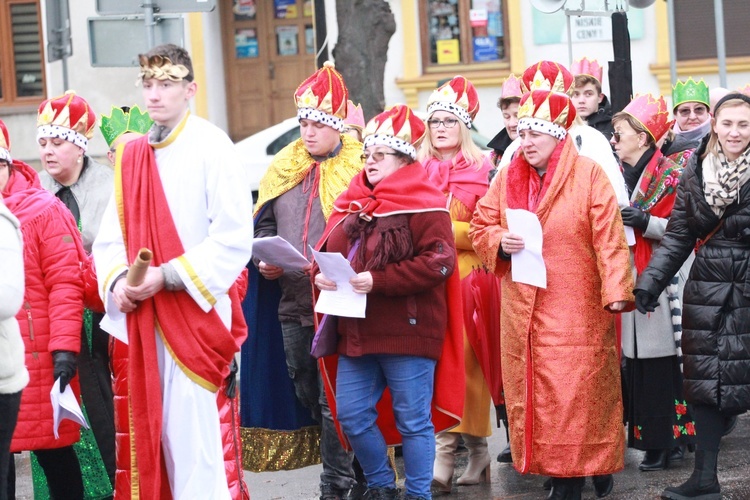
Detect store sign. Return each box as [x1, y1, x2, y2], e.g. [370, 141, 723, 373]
[532, 8, 644, 45]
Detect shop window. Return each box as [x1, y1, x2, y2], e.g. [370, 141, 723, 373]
[674, 0, 750, 61]
[0, 0, 45, 107]
[420, 0, 508, 69]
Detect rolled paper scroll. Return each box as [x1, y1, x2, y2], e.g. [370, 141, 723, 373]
[126, 248, 153, 286]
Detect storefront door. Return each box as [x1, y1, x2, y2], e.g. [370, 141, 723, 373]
[222, 0, 316, 141]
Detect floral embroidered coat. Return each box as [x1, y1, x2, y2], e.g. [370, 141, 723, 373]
[470, 137, 634, 477]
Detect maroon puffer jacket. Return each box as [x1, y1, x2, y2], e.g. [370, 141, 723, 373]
[2, 161, 85, 451]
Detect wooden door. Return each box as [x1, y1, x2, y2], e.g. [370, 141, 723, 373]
[222, 0, 316, 142]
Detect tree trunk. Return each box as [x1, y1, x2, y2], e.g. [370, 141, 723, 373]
[333, 0, 396, 122]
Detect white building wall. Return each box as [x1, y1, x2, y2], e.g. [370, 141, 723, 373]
[6, 3, 228, 163]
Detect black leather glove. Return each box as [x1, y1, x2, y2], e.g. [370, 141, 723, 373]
[225, 358, 238, 398]
[634, 289, 659, 314]
[621, 206, 651, 231]
[52, 350, 77, 391]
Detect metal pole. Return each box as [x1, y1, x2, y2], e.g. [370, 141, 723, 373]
[61, 55, 69, 90]
[667, 0, 677, 86]
[144, 2, 156, 49]
[567, 14, 573, 66]
[714, 0, 727, 87]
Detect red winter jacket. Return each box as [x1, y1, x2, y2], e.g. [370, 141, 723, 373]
[2, 161, 85, 452]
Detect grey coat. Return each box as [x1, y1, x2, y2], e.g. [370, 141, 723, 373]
[40, 157, 113, 253]
[621, 169, 694, 360]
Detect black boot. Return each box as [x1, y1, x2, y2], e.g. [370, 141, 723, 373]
[668, 445, 686, 465]
[497, 443, 512, 463]
[547, 477, 584, 500]
[592, 474, 614, 498]
[639, 449, 668, 471]
[660, 449, 721, 500]
[363, 487, 400, 500]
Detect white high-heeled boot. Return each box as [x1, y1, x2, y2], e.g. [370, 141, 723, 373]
[433, 431, 459, 492]
[456, 434, 491, 485]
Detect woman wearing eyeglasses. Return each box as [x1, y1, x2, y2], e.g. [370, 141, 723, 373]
[471, 90, 633, 500]
[611, 94, 696, 474]
[417, 76, 500, 492]
[314, 104, 465, 500]
[661, 78, 712, 169]
[634, 92, 750, 500]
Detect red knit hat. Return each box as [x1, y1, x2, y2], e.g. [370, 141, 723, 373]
[0, 119, 11, 163]
[622, 93, 672, 142]
[517, 90, 577, 140]
[521, 61, 574, 94]
[37, 90, 97, 151]
[363, 104, 426, 160]
[426, 75, 480, 128]
[294, 61, 349, 131]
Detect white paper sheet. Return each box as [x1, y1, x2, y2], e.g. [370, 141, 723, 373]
[100, 303, 128, 344]
[505, 208, 547, 289]
[252, 235, 311, 271]
[50, 378, 90, 438]
[624, 226, 636, 246]
[311, 248, 367, 318]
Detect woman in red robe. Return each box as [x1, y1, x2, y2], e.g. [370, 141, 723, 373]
[470, 90, 634, 500]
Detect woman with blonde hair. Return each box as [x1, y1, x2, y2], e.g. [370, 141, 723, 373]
[418, 76, 501, 492]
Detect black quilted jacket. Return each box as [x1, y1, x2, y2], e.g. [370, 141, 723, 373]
[636, 136, 750, 413]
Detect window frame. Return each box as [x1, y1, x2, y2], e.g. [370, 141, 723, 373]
[418, 0, 509, 73]
[673, 0, 749, 61]
[0, 0, 46, 109]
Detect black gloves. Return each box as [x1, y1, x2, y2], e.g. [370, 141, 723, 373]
[634, 290, 659, 314]
[621, 206, 650, 231]
[225, 359, 238, 398]
[52, 350, 77, 391]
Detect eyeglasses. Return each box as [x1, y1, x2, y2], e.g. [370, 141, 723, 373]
[677, 106, 708, 118]
[611, 131, 639, 143]
[361, 151, 399, 162]
[427, 118, 459, 129]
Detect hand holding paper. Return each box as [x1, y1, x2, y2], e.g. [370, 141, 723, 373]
[505, 208, 547, 288]
[50, 378, 89, 438]
[252, 236, 310, 272]
[311, 248, 367, 318]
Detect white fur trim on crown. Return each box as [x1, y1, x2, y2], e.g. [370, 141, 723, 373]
[297, 108, 344, 132]
[37, 124, 88, 151]
[0, 148, 11, 163]
[363, 134, 417, 160]
[517, 117, 567, 141]
[427, 102, 472, 129]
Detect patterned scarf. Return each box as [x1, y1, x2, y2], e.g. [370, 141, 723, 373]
[702, 145, 750, 216]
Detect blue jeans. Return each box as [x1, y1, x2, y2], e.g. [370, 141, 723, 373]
[336, 354, 436, 499]
[280, 322, 356, 490]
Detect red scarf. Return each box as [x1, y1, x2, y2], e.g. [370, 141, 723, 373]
[422, 152, 492, 212]
[506, 138, 568, 212]
[118, 137, 244, 498]
[631, 150, 683, 274]
[324, 162, 448, 236]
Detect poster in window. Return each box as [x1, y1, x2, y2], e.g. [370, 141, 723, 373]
[304, 0, 313, 17]
[436, 39, 460, 64]
[473, 36, 498, 62]
[233, 0, 256, 20]
[275, 0, 298, 19]
[276, 26, 299, 56]
[305, 26, 315, 54]
[235, 29, 259, 59]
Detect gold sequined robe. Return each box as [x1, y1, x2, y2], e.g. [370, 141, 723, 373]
[469, 138, 633, 477]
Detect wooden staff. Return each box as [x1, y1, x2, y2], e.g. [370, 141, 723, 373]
[126, 248, 153, 286]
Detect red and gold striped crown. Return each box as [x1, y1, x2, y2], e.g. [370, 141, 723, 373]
[363, 104, 426, 160]
[294, 61, 349, 130]
[521, 61, 574, 94]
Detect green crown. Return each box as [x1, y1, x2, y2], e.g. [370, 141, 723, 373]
[99, 105, 154, 147]
[672, 77, 710, 110]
